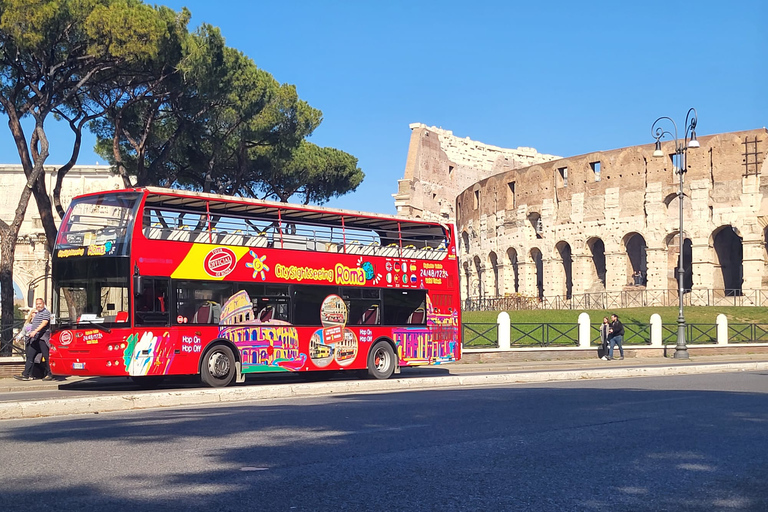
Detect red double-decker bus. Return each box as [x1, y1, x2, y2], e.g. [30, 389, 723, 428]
[49, 187, 461, 387]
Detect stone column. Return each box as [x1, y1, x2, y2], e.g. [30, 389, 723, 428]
[644, 247, 667, 291]
[690, 238, 714, 306]
[742, 239, 764, 293]
[604, 251, 626, 293]
[517, 260, 533, 298]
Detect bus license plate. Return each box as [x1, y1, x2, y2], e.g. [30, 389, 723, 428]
[72, 362, 85, 370]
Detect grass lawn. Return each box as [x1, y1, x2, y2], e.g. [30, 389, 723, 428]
[462, 307, 768, 325]
[461, 307, 768, 348]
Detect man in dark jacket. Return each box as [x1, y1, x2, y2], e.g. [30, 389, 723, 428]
[607, 313, 625, 360]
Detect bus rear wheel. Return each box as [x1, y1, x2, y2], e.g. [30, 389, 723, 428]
[201, 344, 236, 387]
[367, 341, 396, 380]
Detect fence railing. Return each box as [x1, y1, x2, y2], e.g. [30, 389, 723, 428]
[463, 321, 768, 348]
[464, 289, 768, 311]
[0, 320, 26, 357]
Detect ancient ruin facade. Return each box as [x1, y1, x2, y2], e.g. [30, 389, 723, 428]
[0, 164, 124, 306]
[451, 128, 768, 307]
[393, 123, 560, 222]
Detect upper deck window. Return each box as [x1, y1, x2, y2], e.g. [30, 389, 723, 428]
[55, 193, 141, 258]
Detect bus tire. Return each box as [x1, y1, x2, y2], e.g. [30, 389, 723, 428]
[367, 341, 396, 380]
[130, 375, 165, 389]
[201, 344, 237, 387]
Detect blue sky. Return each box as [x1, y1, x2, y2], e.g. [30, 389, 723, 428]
[2, 0, 765, 215]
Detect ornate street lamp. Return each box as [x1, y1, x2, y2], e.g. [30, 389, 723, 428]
[651, 108, 699, 359]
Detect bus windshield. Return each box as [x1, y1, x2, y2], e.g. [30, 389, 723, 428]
[55, 192, 141, 257]
[53, 257, 131, 328]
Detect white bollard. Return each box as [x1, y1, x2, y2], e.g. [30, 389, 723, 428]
[578, 312, 591, 348]
[497, 311, 511, 350]
[716, 314, 728, 345]
[650, 313, 662, 347]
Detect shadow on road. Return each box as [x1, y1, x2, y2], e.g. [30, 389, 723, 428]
[2, 374, 768, 511]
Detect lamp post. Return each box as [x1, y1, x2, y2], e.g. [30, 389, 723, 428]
[651, 108, 699, 359]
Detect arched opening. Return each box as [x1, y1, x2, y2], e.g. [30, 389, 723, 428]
[586, 237, 606, 291]
[489, 252, 499, 297]
[461, 231, 470, 254]
[507, 248, 519, 293]
[713, 226, 743, 295]
[462, 261, 471, 299]
[624, 233, 647, 286]
[527, 212, 543, 239]
[473, 255, 483, 298]
[665, 232, 693, 291]
[555, 241, 573, 299]
[530, 248, 543, 300]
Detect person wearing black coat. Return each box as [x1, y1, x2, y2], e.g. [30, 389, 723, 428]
[607, 313, 625, 360]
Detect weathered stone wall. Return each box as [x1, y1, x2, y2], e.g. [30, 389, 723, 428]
[0, 164, 125, 307]
[453, 128, 768, 302]
[393, 123, 559, 222]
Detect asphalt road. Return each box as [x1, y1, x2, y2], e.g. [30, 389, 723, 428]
[1, 371, 767, 511]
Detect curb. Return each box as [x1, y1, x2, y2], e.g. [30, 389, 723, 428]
[2, 361, 767, 421]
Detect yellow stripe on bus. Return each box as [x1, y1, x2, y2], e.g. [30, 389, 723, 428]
[171, 244, 250, 280]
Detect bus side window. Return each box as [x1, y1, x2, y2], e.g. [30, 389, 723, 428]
[382, 289, 427, 326]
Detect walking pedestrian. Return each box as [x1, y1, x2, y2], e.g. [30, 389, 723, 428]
[14, 298, 52, 381]
[599, 317, 610, 360]
[607, 313, 625, 361]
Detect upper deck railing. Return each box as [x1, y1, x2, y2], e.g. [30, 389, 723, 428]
[140, 188, 453, 261]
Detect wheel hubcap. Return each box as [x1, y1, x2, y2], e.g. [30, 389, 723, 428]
[375, 348, 388, 371]
[208, 351, 230, 378]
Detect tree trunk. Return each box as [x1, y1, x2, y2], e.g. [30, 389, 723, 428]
[0, 229, 16, 356]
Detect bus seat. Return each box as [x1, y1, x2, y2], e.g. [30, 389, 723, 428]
[192, 303, 211, 323]
[380, 244, 399, 257]
[245, 234, 268, 247]
[115, 311, 128, 323]
[221, 233, 244, 246]
[192, 302, 221, 324]
[259, 306, 274, 322]
[408, 308, 425, 324]
[362, 242, 380, 256]
[360, 306, 379, 325]
[169, 226, 191, 242]
[402, 245, 418, 258]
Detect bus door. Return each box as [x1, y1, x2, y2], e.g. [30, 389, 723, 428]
[131, 277, 178, 376]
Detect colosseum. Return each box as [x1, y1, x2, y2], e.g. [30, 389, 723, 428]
[395, 123, 768, 309]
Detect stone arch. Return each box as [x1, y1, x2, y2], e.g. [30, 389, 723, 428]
[506, 248, 520, 293]
[712, 225, 743, 294]
[473, 255, 484, 298]
[664, 231, 693, 291]
[489, 251, 499, 297]
[461, 231, 470, 254]
[527, 212, 543, 239]
[462, 260, 471, 299]
[586, 237, 606, 291]
[623, 232, 647, 286]
[530, 247, 543, 300]
[552, 241, 573, 299]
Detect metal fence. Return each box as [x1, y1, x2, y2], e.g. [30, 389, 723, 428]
[463, 321, 768, 348]
[0, 320, 26, 357]
[464, 289, 768, 311]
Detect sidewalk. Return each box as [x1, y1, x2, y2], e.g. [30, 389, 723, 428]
[2, 353, 768, 420]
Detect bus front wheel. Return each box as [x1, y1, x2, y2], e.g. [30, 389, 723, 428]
[201, 344, 237, 387]
[367, 341, 396, 380]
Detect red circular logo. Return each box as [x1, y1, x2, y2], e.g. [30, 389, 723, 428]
[59, 330, 73, 346]
[204, 247, 237, 278]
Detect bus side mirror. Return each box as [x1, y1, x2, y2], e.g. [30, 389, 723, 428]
[27, 285, 34, 308]
[134, 275, 143, 295]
